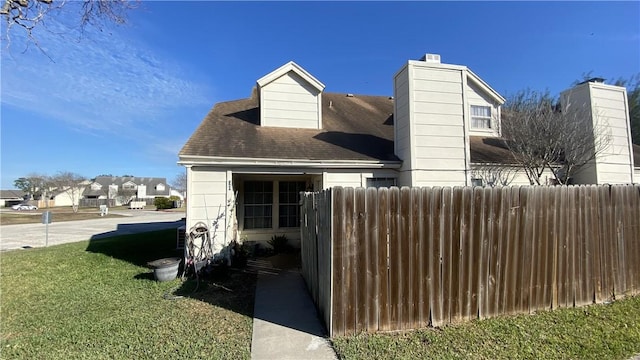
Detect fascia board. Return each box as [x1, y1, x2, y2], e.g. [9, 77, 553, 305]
[178, 156, 402, 169]
[466, 69, 506, 104]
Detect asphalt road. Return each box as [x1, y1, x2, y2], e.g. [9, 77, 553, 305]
[0, 210, 185, 251]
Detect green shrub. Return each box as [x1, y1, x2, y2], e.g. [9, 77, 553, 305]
[154, 197, 173, 210]
[268, 234, 288, 253]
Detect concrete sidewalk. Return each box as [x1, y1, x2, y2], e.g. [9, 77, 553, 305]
[251, 268, 337, 360]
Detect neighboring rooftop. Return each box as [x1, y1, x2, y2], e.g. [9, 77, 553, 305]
[0, 190, 26, 199]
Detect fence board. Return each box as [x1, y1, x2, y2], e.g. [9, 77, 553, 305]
[354, 188, 367, 333]
[449, 188, 463, 323]
[623, 186, 638, 294]
[484, 188, 502, 317]
[419, 188, 432, 327]
[377, 188, 391, 331]
[460, 187, 474, 320]
[300, 184, 640, 337]
[430, 187, 444, 326]
[365, 187, 379, 332]
[476, 187, 490, 319]
[409, 188, 422, 329]
[399, 187, 412, 329]
[544, 186, 554, 309]
[589, 186, 603, 303]
[441, 187, 453, 324]
[611, 186, 627, 295]
[331, 187, 345, 336]
[389, 187, 401, 329]
[504, 186, 521, 314]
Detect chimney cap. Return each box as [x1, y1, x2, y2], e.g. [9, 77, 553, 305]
[420, 53, 441, 63]
[578, 77, 605, 85]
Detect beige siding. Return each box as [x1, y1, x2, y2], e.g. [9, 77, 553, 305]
[467, 82, 500, 137]
[563, 83, 633, 184]
[635, 168, 640, 184]
[323, 171, 364, 188]
[413, 170, 467, 186]
[260, 71, 321, 129]
[394, 66, 412, 169]
[410, 65, 466, 186]
[187, 167, 229, 255]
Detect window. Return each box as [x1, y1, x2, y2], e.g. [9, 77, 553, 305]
[471, 178, 484, 187]
[471, 105, 492, 129]
[244, 181, 273, 229]
[279, 181, 306, 228]
[366, 177, 397, 188]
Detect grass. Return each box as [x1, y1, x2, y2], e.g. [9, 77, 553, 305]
[1, 206, 186, 225]
[0, 211, 126, 225]
[332, 296, 640, 360]
[0, 229, 256, 360]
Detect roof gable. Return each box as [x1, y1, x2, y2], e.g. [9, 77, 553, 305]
[256, 61, 325, 91]
[466, 69, 505, 105]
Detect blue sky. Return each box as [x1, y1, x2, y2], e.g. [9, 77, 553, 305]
[1, 1, 639, 189]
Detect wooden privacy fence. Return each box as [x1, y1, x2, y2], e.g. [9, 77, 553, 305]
[300, 184, 640, 337]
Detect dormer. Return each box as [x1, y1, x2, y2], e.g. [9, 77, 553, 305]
[122, 181, 137, 190]
[256, 61, 325, 129]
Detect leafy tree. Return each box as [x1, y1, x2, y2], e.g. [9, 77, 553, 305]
[13, 173, 49, 200]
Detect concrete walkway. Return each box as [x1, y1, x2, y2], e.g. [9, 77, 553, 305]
[251, 268, 337, 360]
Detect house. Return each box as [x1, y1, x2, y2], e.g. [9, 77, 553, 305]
[83, 176, 175, 206]
[178, 54, 638, 255]
[0, 190, 26, 207]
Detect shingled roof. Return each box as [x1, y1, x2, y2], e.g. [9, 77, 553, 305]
[181, 90, 640, 168]
[180, 90, 398, 162]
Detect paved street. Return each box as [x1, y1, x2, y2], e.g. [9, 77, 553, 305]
[0, 210, 185, 251]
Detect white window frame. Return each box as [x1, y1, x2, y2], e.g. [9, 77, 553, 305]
[470, 105, 492, 129]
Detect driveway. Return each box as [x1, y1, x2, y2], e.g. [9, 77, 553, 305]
[0, 210, 185, 251]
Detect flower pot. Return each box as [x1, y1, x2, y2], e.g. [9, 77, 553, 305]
[147, 257, 181, 282]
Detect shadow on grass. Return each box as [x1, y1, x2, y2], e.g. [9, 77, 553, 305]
[85, 224, 257, 319]
[86, 221, 184, 268]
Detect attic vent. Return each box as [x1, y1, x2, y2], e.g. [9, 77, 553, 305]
[420, 53, 441, 63]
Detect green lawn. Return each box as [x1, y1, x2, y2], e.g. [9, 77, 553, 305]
[1, 229, 256, 360]
[332, 295, 640, 360]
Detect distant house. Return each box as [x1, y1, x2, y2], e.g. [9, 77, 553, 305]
[83, 176, 177, 206]
[179, 54, 638, 254]
[0, 190, 26, 207]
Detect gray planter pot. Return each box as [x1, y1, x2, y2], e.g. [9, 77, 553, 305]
[147, 257, 181, 282]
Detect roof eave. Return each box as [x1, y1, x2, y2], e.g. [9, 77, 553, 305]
[178, 155, 401, 169]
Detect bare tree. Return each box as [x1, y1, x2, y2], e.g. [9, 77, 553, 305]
[1, 0, 137, 46]
[116, 187, 136, 205]
[471, 164, 517, 187]
[171, 171, 187, 197]
[49, 171, 86, 212]
[501, 89, 611, 185]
